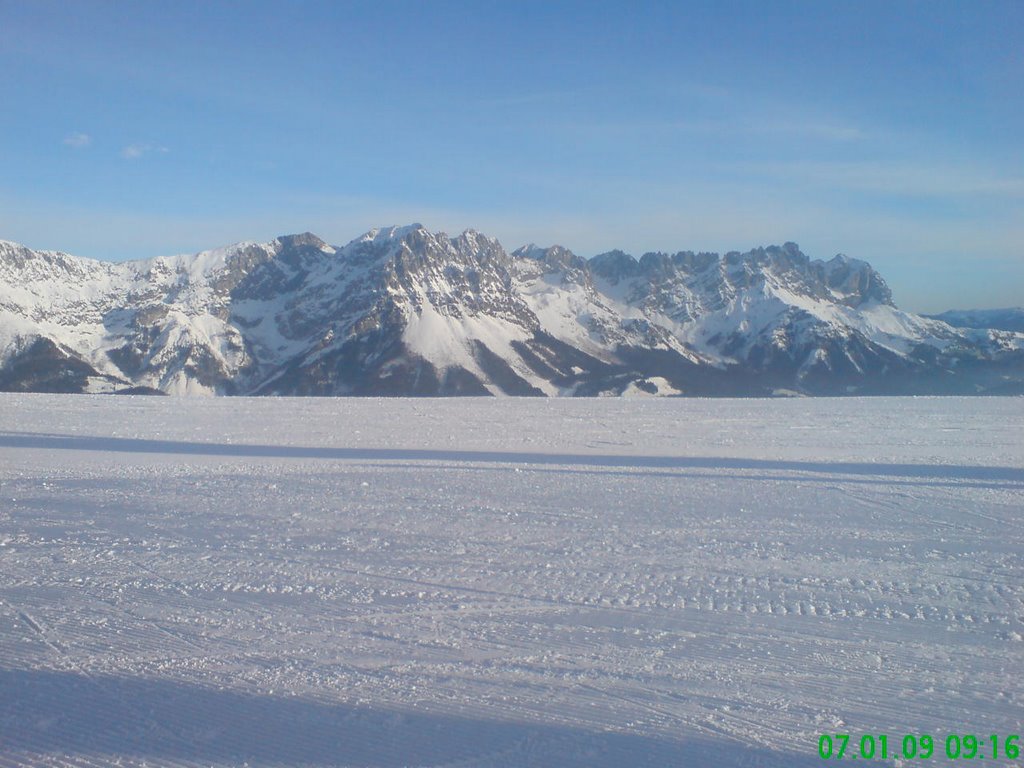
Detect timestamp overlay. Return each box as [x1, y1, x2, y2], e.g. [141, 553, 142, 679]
[818, 734, 1021, 762]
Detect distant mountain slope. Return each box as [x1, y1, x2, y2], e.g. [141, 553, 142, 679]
[1, 228, 1021, 396]
[925, 308, 1024, 334]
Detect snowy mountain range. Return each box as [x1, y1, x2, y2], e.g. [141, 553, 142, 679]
[924, 307, 1024, 334]
[1, 226, 1022, 396]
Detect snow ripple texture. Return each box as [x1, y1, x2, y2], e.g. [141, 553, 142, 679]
[0, 394, 1021, 767]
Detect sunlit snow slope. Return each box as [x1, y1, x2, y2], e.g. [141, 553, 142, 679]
[1, 394, 1021, 767]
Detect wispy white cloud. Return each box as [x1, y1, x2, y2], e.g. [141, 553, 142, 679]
[759, 121, 865, 142]
[532, 114, 868, 149]
[121, 143, 169, 160]
[62, 132, 92, 149]
[747, 161, 1024, 198]
[474, 87, 598, 109]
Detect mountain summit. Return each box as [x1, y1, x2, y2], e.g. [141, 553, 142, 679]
[0, 228, 1021, 396]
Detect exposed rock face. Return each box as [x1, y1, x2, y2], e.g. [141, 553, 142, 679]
[1, 228, 1021, 396]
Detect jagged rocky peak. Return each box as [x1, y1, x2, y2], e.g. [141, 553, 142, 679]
[594, 244, 811, 282]
[668, 250, 719, 273]
[758, 241, 811, 271]
[513, 243, 585, 273]
[449, 229, 510, 267]
[511, 243, 543, 258]
[0, 239, 28, 261]
[589, 249, 640, 282]
[820, 253, 894, 308]
[330, 224, 428, 270]
[357, 223, 430, 247]
[346, 224, 503, 266]
[636, 251, 679, 277]
[385, 226, 512, 276]
[276, 232, 331, 251]
[331, 225, 522, 316]
[1, 240, 62, 268]
[628, 249, 722, 280]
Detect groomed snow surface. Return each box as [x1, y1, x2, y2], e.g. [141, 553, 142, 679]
[1, 395, 1021, 767]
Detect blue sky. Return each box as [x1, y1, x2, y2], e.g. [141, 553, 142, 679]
[1, 0, 1021, 312]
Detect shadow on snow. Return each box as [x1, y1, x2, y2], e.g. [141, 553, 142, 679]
[0, 431, 1022, 485]
[0, 667, 822, 767]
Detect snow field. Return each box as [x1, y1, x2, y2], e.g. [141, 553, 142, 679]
[0, 394, 1022, 767]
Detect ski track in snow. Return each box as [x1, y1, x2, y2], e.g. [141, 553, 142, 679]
[0, 394, 1022, 767]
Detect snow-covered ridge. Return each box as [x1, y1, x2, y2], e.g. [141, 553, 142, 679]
[925, 307, 1024, 333]
[0, 227, 1021, 396]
